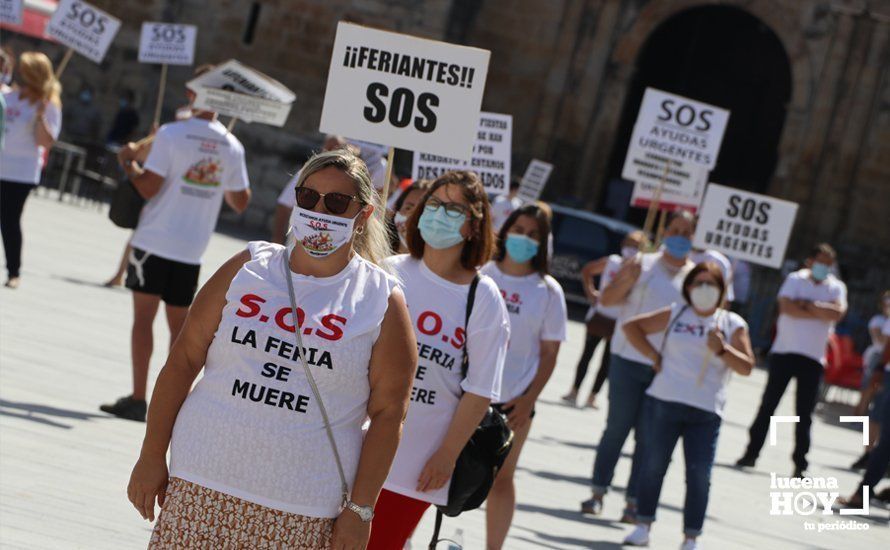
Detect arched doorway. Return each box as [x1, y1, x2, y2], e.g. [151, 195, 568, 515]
[603, 5, 792, 224]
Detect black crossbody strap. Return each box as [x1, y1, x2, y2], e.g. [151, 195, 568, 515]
[460, 274, 481, 381]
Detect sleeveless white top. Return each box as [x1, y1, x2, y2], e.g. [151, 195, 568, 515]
[169, 241, 399, 518]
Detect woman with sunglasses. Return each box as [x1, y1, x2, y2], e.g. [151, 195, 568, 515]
[368, 171, 510, 549]
[620, 262, 754, 549]
[127, 149, 417, 549]
[480, 204, 568, 549]
[388, 179, 431, 254]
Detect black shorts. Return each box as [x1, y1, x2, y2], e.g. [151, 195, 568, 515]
[125, 247, 200, 307]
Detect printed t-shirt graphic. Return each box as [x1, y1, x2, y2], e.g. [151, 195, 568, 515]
[130, 117, 250, 265]
[481, 262, 567, 403]
[0, 90, 62, 184]
[170, 241, 399, 518]
[382, 255, 509, 505]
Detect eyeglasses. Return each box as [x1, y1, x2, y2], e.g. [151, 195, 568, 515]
[425, 196, 470, 219]
[295, 187, 363, 215]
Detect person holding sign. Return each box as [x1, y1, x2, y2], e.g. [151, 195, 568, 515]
[127, 149, 416, 548]
[0, 52, 62, 289]
[736, 244, 847, 478]
[583, 211, 696, 521]
[480, 204, 568, 549]
[369, 171, 509, 549]
[620, 262, 753, 549]
[100, 94, 252, 421]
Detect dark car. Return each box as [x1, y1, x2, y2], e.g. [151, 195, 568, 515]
[548, 204, 640, 306]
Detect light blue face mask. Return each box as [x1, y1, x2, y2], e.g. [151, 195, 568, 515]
[811, 262, 830, 282]
[663, 235, 692, 259]
[418, 206, 466, 249]
[505, 234, 539, 263]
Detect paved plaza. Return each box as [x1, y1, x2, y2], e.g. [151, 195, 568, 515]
[0, 196, 886, 549]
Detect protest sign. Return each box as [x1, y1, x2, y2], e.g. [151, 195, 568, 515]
[411, 112, 511, 195]
[622, 147, 702, 197]
[628, 88, 729, 170]
[0, 0, 23, 25]
[187, 60, 296, 126]
[630, 175, 706, 214]
[693, 183, 798, 269]
[320, 22, 490, 160]
[138, 23, 197, 65]
[47, 0, 121, 64]
[517, 159, 553, 203]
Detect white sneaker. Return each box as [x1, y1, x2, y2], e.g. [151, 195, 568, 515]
[680, 539, 699, 550]
[623, 524, 650, 546]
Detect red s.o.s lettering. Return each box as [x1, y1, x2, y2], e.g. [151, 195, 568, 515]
[236, 294, 266, 318]
[274, 306, 305, 333]
[449, 327, 465, 350]
[417, 311, 443, 336]
[316, 314, 347, 341]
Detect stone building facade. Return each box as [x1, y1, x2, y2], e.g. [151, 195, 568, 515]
[4, 0, 889, 314]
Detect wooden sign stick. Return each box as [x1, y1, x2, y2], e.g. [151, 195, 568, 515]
[378, 146, 395, 218]
[55, 49, 74, 78]
[643, 162, 670, 238]
[152, 63, 168, 128]
[227, 117, 238, 132]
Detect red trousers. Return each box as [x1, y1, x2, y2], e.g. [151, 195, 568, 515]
[367, 489, 431, 550]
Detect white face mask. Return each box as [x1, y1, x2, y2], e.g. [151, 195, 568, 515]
[289, 206, 356, 258]
[621, 246, 638, 259]
[690, 283, 721, 312]
[394, 212, 408, 245]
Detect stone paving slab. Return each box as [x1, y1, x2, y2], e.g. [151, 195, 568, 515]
[0, 196, 886, 549]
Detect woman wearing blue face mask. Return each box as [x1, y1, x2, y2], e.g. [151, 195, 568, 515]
[480, 204, 568, 549]
[581, 210, 696, 522]
[370, 171, 510, 549]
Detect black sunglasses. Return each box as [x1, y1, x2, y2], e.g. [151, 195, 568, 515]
[295, 187, 363, 215]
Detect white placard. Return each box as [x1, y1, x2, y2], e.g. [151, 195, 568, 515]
[693, 183, 798, 269]
[138, 22, 197, 65]
[320, 22, 490, 161]
[192, 88, 292, 126]
[411, 112, 511, 195]
[517, 159, 553, 203]
[187, 60, 295, 126]
[622, 146, 703, 197]
[630, 175, 707, 214]
[46, 0, 121, 64]
[628, 88, 730, 169]
[0, 0, 23, 25]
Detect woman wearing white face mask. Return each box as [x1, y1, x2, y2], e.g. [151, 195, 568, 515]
[620, 262, 754, 550]
[127, 150, 417, 549]
[388, 179, 431, 255]
[480, 204, 568, 549]
[369, 171, 510, 550]
[582, 210, 696, 520]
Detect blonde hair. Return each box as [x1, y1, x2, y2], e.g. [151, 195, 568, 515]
[18, 52, 61, 106]
[295, 149, 392, 266]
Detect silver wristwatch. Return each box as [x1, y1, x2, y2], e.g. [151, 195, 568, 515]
[345, 501, 374, 522]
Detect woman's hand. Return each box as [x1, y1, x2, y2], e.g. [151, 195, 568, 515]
[650, 351, 663, 373]
[707, 328, 726, 355]
[503, 394, 534, 430]
[127, 453, 169, 521]
[330, 509, 370, 550]
[416, 447, 458, 493]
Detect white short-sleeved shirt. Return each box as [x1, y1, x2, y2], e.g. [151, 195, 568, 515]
[691, 249, 735, 303]
[276, 158, 388, 209]
[868, 314, 887, 346]
[383, 255, 509, 505]
[481, 262, 567, 403]
[587, 254, 624, 321]
[882, 318, 890, 371]
[130, 117, 250, 265]
[170, 242, 399, 517]
[647, 303, 748, 416]
[772, 269, 847, 364]
[0, 90, 62, 184]
[611, 252, 693, 365]
[490, 195, 523, 232]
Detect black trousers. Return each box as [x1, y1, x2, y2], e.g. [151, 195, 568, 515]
[743, 353, 823, 470]
[572, 333, 611, 394]
[0, 181, 34, 279]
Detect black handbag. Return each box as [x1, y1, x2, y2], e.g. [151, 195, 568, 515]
[108, 176, 145, 229]
[429, 274, 514, 548]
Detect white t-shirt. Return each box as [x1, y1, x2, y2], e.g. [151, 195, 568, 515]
[882, 318, 890, 371]
[730, 258, 751, 303]
[481, 262, 567, 403]
[383, 255, 509, 505]
[130, 117, 250, 265]
[772, 269, 847, 364]
[647, 303, 748, 416]
[0, 90, 62, 184]
[611, 252, 693, 365]
[170, 241, 398, 518]
[276, 158, 388, 209]
[691, 249, 735, 303]
[587, 254, 624, 321]
[490, 195, 523, 232]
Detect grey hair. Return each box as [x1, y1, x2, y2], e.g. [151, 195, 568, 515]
[294, 149, 392, 266]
